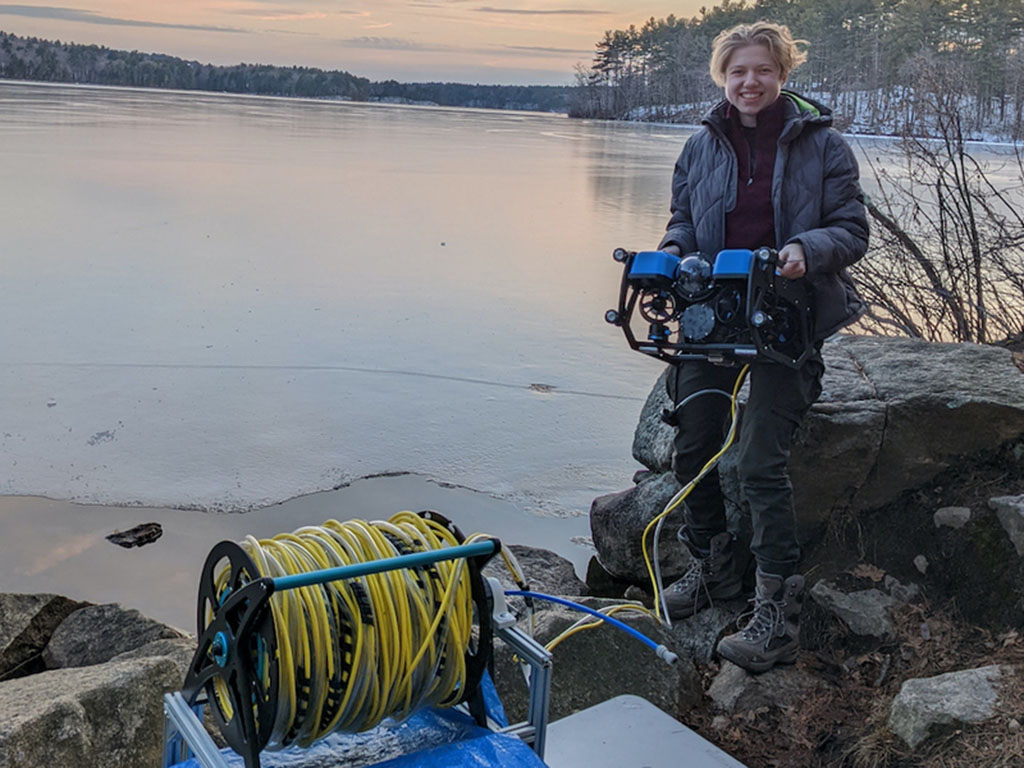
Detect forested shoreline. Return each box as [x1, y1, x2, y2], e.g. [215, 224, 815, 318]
[5, 0, 1024, 141]
[570, 0, 1024, 141]
[0, 30, 573, 113]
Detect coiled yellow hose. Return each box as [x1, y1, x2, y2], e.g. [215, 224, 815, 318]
[206, 511, 516, 750]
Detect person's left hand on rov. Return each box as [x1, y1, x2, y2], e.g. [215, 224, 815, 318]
[777, 242, 806, 279]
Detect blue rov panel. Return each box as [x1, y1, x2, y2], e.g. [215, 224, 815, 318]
[712, 249, 754, 279]
[628, 251, 682, 281]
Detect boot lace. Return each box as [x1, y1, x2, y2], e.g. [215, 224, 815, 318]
[669, 557, 716, 607]
[736, 593, 784, 641]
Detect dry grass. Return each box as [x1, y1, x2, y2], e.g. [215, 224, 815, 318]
[683, 588, 1024, 768]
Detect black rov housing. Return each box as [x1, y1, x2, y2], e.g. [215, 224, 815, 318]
[605, 247, 814, 368]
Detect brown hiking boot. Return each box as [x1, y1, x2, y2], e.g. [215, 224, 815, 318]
[716, 570, 804, 673]
[662, 531, 742, 620]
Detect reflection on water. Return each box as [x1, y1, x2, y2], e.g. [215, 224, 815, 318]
[0, 81, 676, 517]
[0, 475, 593, 629]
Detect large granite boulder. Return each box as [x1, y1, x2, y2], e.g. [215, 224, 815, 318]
[0, 655, 185, 768]
[0, 595, 196, 768]
[491, 598, 701, 723]
[43, 603, 187, 669]
[482, 544, 587, 597]
[589, 472, 689, 582]
[0, 594, 89, 680]
[593, 336, 1024, 580]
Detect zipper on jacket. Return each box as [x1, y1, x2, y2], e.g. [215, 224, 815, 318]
[744, 126, 756, 186]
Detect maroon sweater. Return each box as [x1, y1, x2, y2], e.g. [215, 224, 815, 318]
[723, 97, 785, 250]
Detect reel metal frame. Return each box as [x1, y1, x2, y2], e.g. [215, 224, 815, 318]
[606, 247, 815, 368]
[162, 521, 553, 768]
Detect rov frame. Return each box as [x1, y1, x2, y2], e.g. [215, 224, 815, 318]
[605, 247, 815, 369]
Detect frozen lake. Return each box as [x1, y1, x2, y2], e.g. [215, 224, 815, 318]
[1, 81, 689, 540]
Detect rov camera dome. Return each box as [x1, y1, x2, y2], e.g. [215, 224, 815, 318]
[676, 254, 713, 298]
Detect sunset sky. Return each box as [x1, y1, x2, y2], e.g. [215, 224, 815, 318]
[0, 1, 707, 85]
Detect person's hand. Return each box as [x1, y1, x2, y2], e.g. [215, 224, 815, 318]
[661, 244, 682, 256]
[777, 242, 806, 279]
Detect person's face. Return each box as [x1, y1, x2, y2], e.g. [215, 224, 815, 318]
[724, 44, 784, 127]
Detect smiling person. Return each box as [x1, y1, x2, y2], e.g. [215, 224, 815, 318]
[656, 22, 868, 672]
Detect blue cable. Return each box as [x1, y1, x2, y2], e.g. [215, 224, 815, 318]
[504, 590, 677, 665]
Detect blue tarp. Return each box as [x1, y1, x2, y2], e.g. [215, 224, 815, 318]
[174, 673, 547, 768]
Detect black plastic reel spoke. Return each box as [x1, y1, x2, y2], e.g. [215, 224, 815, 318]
[183, 540, 281, 768]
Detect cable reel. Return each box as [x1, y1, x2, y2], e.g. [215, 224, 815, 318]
[181, 511, 499, 768]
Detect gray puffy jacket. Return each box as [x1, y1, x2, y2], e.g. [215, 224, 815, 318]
[658, 91, 868, 340]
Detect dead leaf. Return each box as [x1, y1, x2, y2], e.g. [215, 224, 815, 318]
[851, 563, 887, 582]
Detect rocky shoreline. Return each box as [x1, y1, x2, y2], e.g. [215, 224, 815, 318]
[1, 335, 1021, 767]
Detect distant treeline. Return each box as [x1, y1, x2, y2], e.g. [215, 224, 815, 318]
[0, 31, 572, 112]
[570, 0, 1024, 139]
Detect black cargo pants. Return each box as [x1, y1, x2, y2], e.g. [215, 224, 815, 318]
[665, 350, 824, 576]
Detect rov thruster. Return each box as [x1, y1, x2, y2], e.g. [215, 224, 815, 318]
[605, 247, 814, 368]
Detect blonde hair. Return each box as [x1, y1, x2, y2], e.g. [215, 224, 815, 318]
[709, 22, 808, 86]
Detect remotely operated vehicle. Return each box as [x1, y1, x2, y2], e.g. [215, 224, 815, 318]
[605, 247, 814, 368]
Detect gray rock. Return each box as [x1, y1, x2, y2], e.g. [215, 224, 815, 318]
[989, 495, 1024, 556]
[810, 581, 898, 640]
[631, 367, 675, 472]
[708, 661, 829, 714]
[913, 555, 929, 574]
[847, 338, 1024, 511]
[589, 472, 688, 582]
[609, 336, 1024, 569]
[934, 506, 972, 529]
[888, 665, 1005, 748]
[0, 594, 88, 680]
[0, 655, 183, 768]
[666, 603, 746, 666]
[882, 575, 919, 604]
[483, 544, 586, 597]
[43, 603, 186, 669]
[112, 637, 196, 670]
[491, 599, 701, 722]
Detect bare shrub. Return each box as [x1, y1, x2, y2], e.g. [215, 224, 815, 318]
[852, 58, 1024, 344]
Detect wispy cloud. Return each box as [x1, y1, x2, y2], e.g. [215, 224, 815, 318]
[340, 36, 587, 58]
[0, 4, 245, 32]
[501, 44, 589, 54]
[342, 36, 438, 51]
[221, 3, 362, 20]
[475, 6, 610, 14]
[225, 9, 328, 20]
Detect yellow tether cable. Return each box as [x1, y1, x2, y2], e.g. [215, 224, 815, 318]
[208, 511, 499, 751]
[642, 364, 750, 622]
[544, 603, 660, 653]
